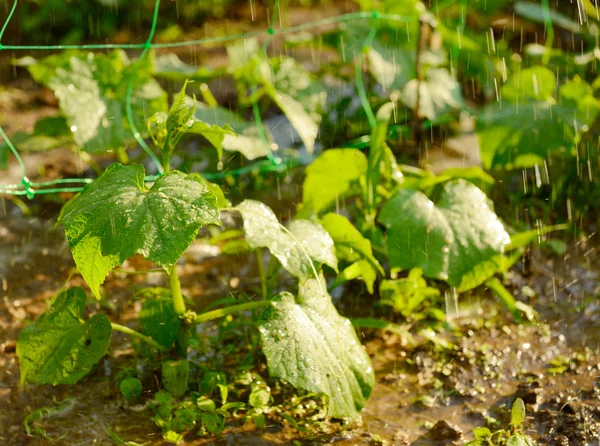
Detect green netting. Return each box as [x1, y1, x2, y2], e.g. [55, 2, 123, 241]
[0, 0, 552, 198]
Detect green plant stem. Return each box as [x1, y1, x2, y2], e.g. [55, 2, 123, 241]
[169, 264, 191, 356]
[162, 151, 171, 173]
[169, 265, 185, 316]
[111, 323, 167, 352]
[115, 147, 129, 165]
[194, 300, 271, 324]
[255, 250, 268, 300]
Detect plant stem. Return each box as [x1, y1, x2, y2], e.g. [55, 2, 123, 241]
[169, 264, 185, 316]
[111, 323, 167, 352]
[116, 147, 129, 165]
[255, 250, 268, 300]
[162, 150, 171, 173]
[194, 300, 271, 324]
[169, 264, 191, 356]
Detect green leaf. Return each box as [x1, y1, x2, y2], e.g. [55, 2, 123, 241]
[194, 102, 269, 160]
[478, 75, 600, 169]
[321, 213, 383, 293]
[162, 360, 189, 398]
[473, 426, 492, 440]
[25, 51, 167, 154]
[17, 287, 112, 385]
[417, 167, 495, 192]
[139, 288, 181, 349]
[150, 84, 235, 159]
[380, 269, 440, 317]
[199, 412, 225, 436]
[59, 164, 220, 297]
[167, 82, 195, 134]
[258, 275, 374, 419]
[235, 200, 337, 279]
[401, 68, 463, 120]
[511, 397, 527, 427]
[301, 149, 368, 215]
[120, 377, 142, 401]
[248, 384, 271, 409]
[153, 53, 219, 83]
[378, 180, 510, 290]
[502, 66, 557, 102]
[264, 57, 326, 153]
[228, 40, 325, 154]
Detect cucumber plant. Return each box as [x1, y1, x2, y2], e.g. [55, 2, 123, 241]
[16, 82, 375, 437]
[300, 102, 548, 319]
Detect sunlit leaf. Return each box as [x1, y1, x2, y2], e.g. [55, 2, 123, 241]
[258, 274, 374, 419]
[321, 213, 383, 293]
[235, 200, 337, 278]
[301, 149, 368, 215]
[59, 164, 220, 297]
[378, 180, 510, 290]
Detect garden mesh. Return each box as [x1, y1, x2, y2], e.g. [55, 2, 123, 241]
[0, 0, 554, 198]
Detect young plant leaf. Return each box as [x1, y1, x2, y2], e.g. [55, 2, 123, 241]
[235, 200, 337, 279]
[380, 269, 441, 317]
[59, 164, 220, 298]
[162, 360, 189, 398]
[17, 287, 112, 385]
[149, 83, 235, 159]
[301, 149, 368, 216]
[378, 180, 510, 291]
[258, 274, 374, 419]
[511, 397, 527, 427]
[321, 213, 384, 293]
[120, 377, 142, 401]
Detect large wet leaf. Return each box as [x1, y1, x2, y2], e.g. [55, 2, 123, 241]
[478, 75, 600, 169]
[59, 164, 220, 297]
[301, 149, 368, 215]
[22, 50, 167, 153]
[321, 213, 383, 293]
[17, 287, 112, 385]
[378, 180, 510, 291]
[258, 275, 374, 419]
[235, 200, 337, 278]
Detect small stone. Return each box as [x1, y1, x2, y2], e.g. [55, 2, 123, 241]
[427, 420, 463, 441]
